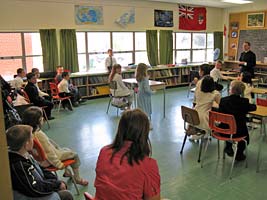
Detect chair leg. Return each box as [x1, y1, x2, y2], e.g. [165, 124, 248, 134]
[42, 108, 50, 129]
[180, 134, 188, 154]
[198, 137, 204, 163]
[217, 140, 221, 159]
[229, 142, 238, 179]
[201, 138, 210, 168]
[68, 167, 80, 195]
[68, 99, 73, 110]
[244, 140, 248, 168]
[106, 97, 112, 114]
[223, 142, 226, 160]
[187, 83, 192, 98]
[58, 100, 62, 112]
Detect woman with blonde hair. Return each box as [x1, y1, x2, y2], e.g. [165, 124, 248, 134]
[135, 63, 153, 119]
[108, 64, 134, 108]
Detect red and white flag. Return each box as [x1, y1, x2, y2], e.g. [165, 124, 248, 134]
[179, 5, 206, 30]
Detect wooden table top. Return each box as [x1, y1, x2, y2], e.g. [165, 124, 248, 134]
[221, 71, 239, 76]
[249, 105, 267, 118]
[123, 78, 166, 90]
[252, 87, 267, 94]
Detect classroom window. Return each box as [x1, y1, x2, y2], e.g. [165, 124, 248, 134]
[76, 31, 147, 72]
[0, 32, 43, 81]
[174, 32, 214, 64]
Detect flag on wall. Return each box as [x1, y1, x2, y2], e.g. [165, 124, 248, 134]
[179, 5, 206, 30]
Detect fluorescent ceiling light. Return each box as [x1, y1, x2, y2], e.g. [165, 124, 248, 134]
[222, 0, 253, 4]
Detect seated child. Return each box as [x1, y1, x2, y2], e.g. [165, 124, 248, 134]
[58, 72, 80, 110]
[191, 75, 221, 141]
[219, 80, 256, 161]
[210, 60, 224, 91]
[108, 64, 134, 109]
[22, 106, 88, 186]
[6, 125, 73, 200]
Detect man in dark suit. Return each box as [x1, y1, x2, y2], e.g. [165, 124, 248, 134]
[239, 41, 256, 78]
[24, 72, 54, 120]
[219, 80, 256, 161]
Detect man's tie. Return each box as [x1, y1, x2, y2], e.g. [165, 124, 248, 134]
[110, 57, 113, 67]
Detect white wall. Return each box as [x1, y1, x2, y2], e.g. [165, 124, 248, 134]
[0, 0, 223, 32]
[225, 0, 267, 13]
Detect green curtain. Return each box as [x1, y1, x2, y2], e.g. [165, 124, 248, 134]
[39, 29, 59, 72]
[59, 29, 79, 73]
[159, 30, 173, 64]
[214, 31, 223, 60]
[146, 30, 159, 66]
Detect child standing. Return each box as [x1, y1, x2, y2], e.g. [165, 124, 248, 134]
[108, 64, 134, 109]
[135, 63, 153, 119]
[22, 106, 88, 186]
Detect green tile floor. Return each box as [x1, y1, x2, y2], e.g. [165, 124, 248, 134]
[44, 86, 267, 200]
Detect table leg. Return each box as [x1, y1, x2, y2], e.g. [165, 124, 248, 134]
[256, 121, 266, 172]
[163, 88, 166, 118]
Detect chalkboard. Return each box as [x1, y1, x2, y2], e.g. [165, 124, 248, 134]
[237, 29, 267, 62]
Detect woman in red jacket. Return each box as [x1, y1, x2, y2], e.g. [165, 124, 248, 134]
[94, 109, 161, 200]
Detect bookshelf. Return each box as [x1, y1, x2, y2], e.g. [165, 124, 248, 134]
[70, 64, 201, 98]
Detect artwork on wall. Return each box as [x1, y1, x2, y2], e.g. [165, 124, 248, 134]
[154, 10, 173, 27]
[231, 31, 238, 38]
[247, 12, 265, 28]
[115, 8, 135, 28]
[230, 22, 239, 30]
[75, 6, 103, 25]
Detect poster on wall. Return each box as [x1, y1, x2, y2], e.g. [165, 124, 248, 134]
[75, 5, 103, 25]
[154, 10, 173, 27]
[115, 8, 135, 28]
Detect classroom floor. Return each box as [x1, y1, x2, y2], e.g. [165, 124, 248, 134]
[45, 86, 267, 200]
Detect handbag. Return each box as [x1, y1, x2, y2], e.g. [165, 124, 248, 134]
[4, 100, 22, 129]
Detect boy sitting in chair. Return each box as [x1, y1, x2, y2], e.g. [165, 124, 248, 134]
[6, 125, 73, 200]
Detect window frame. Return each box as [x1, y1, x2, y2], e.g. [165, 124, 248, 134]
[0, 31, 43, 80]
[173, 32, 214, 64]
[76, 31, 147, 72]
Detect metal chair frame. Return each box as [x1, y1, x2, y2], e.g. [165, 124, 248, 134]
[180, 106, 207, 163]
[106, 81, 129, 116]
[201, 111, 248, 179]
[49, 82, 73, 112]
[31, 138, 79, 195]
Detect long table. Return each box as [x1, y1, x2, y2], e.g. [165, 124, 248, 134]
[249, 105, 267, 172]
[122, 78, 166, 118]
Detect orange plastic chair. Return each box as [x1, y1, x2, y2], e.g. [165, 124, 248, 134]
[49, 82, 73, 112]
[21, 90, 50, 129]
[30, 138, 79, 195]
[180, 106, 207, 162]
[84, 192, 95, 200]
[201, 111, 248, 179]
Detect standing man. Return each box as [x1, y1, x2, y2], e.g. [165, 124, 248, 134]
[239, 41, 256, 78]
[105, 49, 117, 72]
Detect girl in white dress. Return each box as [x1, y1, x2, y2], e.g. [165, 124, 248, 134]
[109, 64, 134, 109]
[191, 75, 221, 141]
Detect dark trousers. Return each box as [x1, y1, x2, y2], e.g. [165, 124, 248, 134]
[225, 133, 249, 157]
[59, 92, 74, 106]
[35, 99, 54, 118]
